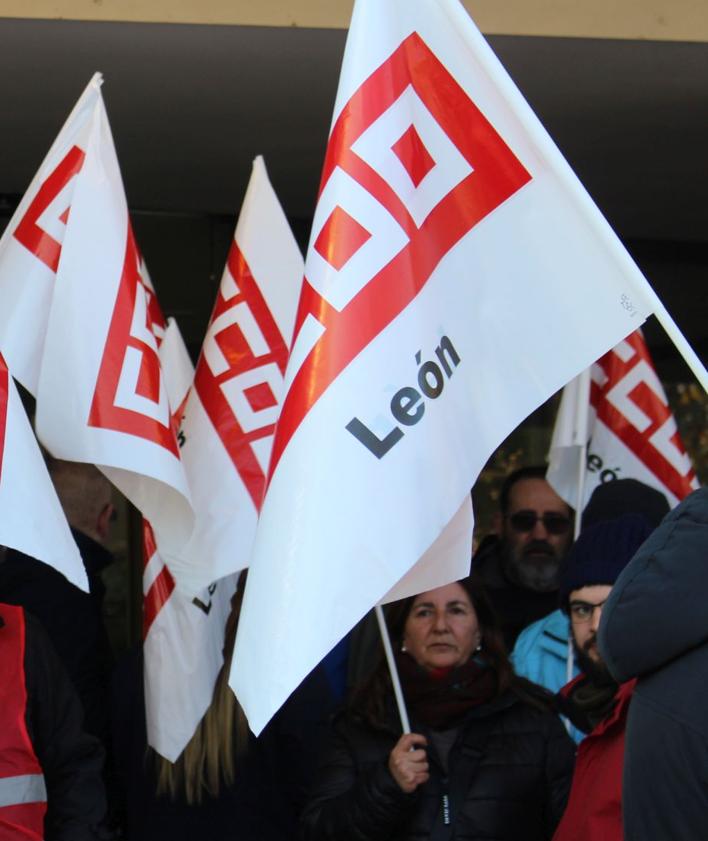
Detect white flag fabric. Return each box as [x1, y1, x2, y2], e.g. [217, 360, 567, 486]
[158, 317, 194, 431]
[143, 317, 237, 761]
[143, 519, 237, 761]
[0, 74, 102, 396]
[164, 156, 302, 595]
[25, 77, 193, 556]
[144, 160, 301, 756]
[144, 318, 238, 760]
[0, 354, 87, 590]
[231, 0, 663, 735]
[547, 329, 699, 509]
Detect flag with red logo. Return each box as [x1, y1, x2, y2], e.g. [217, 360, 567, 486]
[25, 76, 193, 555]
[163, 156, 303, 595]
[547, 329, 699, 509]
[0, 354, 87, 590]
[157, 316, 192, 436]
[143, 317, 238, 761]
[231, 0, 665, 735]
[142, 320, 237, 762]
[143, 519, 237, 760]
[0, 74, 101, 395]
[143, 158, 300, 755]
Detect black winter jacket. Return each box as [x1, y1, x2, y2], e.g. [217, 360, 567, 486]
[599, 487, 708, 841]
[471, 537, 559, 650]
[10, 608, 107, 840]
[0, 533, 114, 745]
[112, 646, 336, 841]
[301, 690, 574, 841]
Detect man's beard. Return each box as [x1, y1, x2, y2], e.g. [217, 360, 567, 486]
[573, 635, 615, 686]
[502, 539, 562, 592]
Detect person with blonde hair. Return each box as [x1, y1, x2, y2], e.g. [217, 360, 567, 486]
[112, 573, 335, 840]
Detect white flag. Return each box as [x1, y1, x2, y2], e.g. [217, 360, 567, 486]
[0, 354, 87, 590]
[142, 520, 237, 761]
[231, 0, 664, 735]
[143, 317, 237, 761]
[164, 156, 303, 595]
[0, 74, 102, 396]
[547, 329, 699, 509]
[143, 160, 301, 756]
[29, 77, 193, 556]
[158, 316, 194, 430]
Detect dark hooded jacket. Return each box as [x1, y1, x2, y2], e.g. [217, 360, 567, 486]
[598, 487, 708, 841]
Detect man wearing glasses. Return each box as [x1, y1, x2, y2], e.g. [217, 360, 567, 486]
[552, 513, 654, 841]
[472, 466, 574, 648]
[512, 479, 671, 724]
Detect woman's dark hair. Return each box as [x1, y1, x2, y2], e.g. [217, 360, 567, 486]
[351, 576, 551, 727]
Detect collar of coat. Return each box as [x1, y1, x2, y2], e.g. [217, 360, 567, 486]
[557, 675, 636, 736]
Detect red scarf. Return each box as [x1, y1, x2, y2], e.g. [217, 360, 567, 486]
[396, 652, 497, 729]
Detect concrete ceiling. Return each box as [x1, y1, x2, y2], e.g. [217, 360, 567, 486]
[0, 17, 705, 376]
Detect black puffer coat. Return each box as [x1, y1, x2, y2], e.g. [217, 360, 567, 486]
[599, 487, 708, 841]
[301, 690, 574, 841]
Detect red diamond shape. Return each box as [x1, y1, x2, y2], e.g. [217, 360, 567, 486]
[269, 32, 532, 478]
[391, 124, 436, 188]
[313, 205, 372, 271]
[214, 320, 253, 370]
[243, 381, 278, 413]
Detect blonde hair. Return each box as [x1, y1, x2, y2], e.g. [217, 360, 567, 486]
[154, 574, 251, 805]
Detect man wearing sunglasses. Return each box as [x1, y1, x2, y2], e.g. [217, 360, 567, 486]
[472, 466, 573, 648]
[552, 513, 653, 841]
[512, 478, 671, 739]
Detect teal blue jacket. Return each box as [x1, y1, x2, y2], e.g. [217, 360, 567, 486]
[512, 609, 583, 744]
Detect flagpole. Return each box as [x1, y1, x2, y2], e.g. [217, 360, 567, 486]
[647, 296, 708, 394]
[573, 368, 591, 540]
[566, 368, 589, 732]
[446, 0, 706, 395]
[374, 603, 411, 734]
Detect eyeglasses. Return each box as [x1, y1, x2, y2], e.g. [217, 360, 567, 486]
[507, 510, 571, 536]
[569, 599, 608, 624]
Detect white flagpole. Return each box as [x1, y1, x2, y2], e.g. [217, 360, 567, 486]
[565, 366, 590, 728]
[573, 367, 591, 540]
[374, 603, 411, 734]
[648, 296, 708, 393]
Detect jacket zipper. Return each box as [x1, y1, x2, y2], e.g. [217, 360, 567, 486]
[441, 781, 451, 826]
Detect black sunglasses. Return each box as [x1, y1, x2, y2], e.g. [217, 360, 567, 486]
[508, 510, 571, 536]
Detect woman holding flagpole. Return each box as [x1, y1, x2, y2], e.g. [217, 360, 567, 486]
[302, 576, 574, 841]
